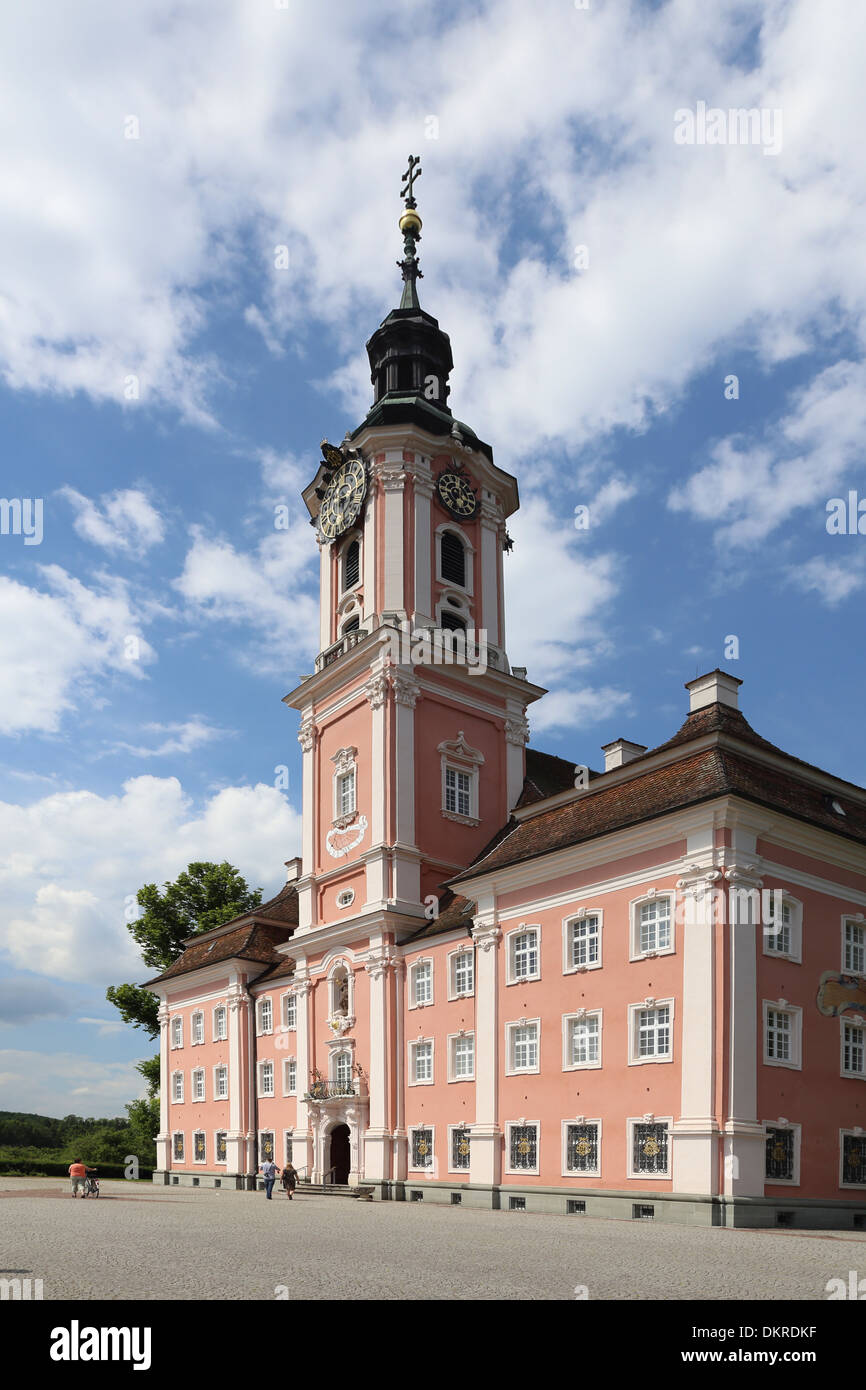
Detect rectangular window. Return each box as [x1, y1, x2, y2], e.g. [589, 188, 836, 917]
[632, 1122, 669, 1175]
[842, 1133, 866, 1185]
[191, 1012, 204, 1045]
[171, 1017, 183, 1048]
[192, 1069, 205, 1102]
[259, 998, 273, 1034]
[282, 994, 296, 1029]
[766, 892, 792, 955]
[260, 1060, 274, 1096]
[510, 1022, 539, 1072]
[411, 1040, 433, 1084]
[215, 1131, 227, 1164]
[445, 766, 471, 817]
[284, 1058, 297, 1094]
[451, 1129, 471, 1170]
[411, 1128, 433, 1169]
[412, 960, 432, 1005]
[512, 929, 539, 980]
[451, 1033, 475, 1080]
[843, 1022, 865, 1076]
[638, 1006, 670, 1059]
[566, 1123, 599, 1175]
[213, 1005, 227, 1041]
[509, 1124, 538, 1172]
[451, 950, 474, 996]
[215, 1065, 228, 1100]
[193, 1132, 206, 1163]
[172, 1072, 184, 1103]
[845, 919, 866, 974]
[767, 1008, 791, 1062]
[338, 769, 356, 818]
[569, 915, 600, 969]
[259, 1132, 275, 1163]
[639, 899, 671, 954]
[568, 1014, 600, 1067]
[172, 1132, 184, 1162]
[284, 1132, 294, 1165]
[765, 1127, 794, 1181]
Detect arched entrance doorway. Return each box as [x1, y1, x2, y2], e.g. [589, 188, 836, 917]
[329, 1123, 351, 1185]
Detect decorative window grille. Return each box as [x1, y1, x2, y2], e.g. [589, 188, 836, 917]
[440, 611, 466, 633]
[171, 1017, 183, 1048]
[259, 1132, 275, 1162]
[334, 1051, 353, 1089]
[412, 960, 432, 1005]
[452, 1034, 474, 1079]
[452, 1129, 471, 1170]
[452, 950, 474, 996]
[259, 998, 273, 1034]
[215, 1065, 228, 1099]
[633, 1122, 669, 1175]
[215, 1132, 227, 1163]
[192, 1069, 205, 1101]
[282, 994, 296, 1029]
[172, 1133, 184, 1161]
[566, 1123, 599, 1174]
[510, 1023, 539, 1071]
[845, 919, 866, 974]
[765, 1127, 794, 1181]
[444, 766, 472, 817]
[191, 1012, 204, 1045]
[512, 929, 539, 979]
[842, 1134, 866, 1185]
[639, 899, 671, 953]
[766, 893, 792, 954]
[337, 769, 356, 817]
[260, 1060, 274, 1096]
[343, 539, 360, 589]
[843, 1023, 865, 1076]
[766, 1008, 791, 1062]
[440, 531, 466, 587]
[172, 1072, 184, 1103]
[342, 615, 360, 634]
[570, 914, 600, 968]
[638, 1006, 670, 1059]
[285, 1058, 297, 1094]
[412, 1128, 433, 1168]
[412, 1040, 433, 1083]
[213, 1005, 227, 1041]
[193, 1132, 206, 1163]
[509, 1124, 538, 1171]
[569, 1015, 600, 1066]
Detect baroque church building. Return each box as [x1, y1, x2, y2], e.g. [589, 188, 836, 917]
[148, 165, 866, 1227]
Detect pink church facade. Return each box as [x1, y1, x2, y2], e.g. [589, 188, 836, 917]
[147, 180, 866, 1228]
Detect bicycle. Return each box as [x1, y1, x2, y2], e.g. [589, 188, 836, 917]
[83, 1172, 99, 1198]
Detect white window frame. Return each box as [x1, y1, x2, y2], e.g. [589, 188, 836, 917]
[629, 890, 675, 961]
[437, 733, 483, 826]
[258, 1130, 276, 1165]
[283, 1056, 297, 1095]
[561, 1118, 602, 1179]
[281, 991, 297, 1030]
[628, 998, 675, 1065]
[408, 1124, 435, 1172]
[448, 946, 475, 999]
[505, 1018, 540, 1075]
[447, 1031, 475, 1082]
[762, 890, 802, 963]
[839, 1128, 866, 1189]
[328, 960, 353, 1019]
[190, 1010, 204, 1046]
[408, 957, 434, 1008]
[447, 1124, 472, 1175]
[330, 747, 358, 825]
[339, 531, 362, 597]
[763, 1121, 801, 1186]
[841, 1017, 866, 1079]
[258, 1058, 275, 1098]
[506, 924, 541, 984]
[172, 1131, 185, 1163]
[256, 996, 273, 1036]
[563, 1009, 603, 1071]
[170, 1016, 183, 1049]
[171, 1070, 184, 1104]
[408, 1036, 434, 1086]
[213, 1064, 229, 1101]
[627, 1117, 673, 1179]
[283, 1130, 294, 1166]
[762, 1000, 803, 1071]
[212, 1004, 227, 1042]
[191, 1067, 206, 1103]
[435, 521, 475, 595]
[843, 916, 866, 976]
[214, 1131, 227, 1166]
[505, 1120, 540, 1176]
[192, 1130, 207, 1165]
[563, 908, 603, 974]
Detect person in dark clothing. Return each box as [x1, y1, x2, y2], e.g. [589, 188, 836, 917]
[280, 1163, 297, 1199]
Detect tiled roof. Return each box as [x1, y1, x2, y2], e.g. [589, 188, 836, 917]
[403, 890, 476, 943]
[144, 882, 298, 985]
[516, 747, 589, 808]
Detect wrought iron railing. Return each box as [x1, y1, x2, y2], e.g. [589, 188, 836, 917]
[304, 1079, 358, 1100]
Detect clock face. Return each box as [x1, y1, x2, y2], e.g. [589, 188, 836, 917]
[437, 470, 477, 519]
[319, 457, 367, 541]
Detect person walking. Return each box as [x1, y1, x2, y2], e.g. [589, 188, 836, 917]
[280, 1162, 298, 1200]
[260, 1157, 278, 1199]
[68, 1159, 95, 1198]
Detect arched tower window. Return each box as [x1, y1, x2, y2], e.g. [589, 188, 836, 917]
[343, 539, 360, 590]
[440, 609, 466, 634]
[440, 530, 466, 587]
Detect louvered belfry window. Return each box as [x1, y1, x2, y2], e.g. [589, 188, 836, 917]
[344, 539, 360, 589]
[440, 530, 465, 586]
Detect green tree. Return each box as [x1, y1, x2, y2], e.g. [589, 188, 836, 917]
[107, 861, 262, 1038]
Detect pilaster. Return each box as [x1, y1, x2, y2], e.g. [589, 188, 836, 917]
[155, 999, 170, 1171]
[470, 915, 502, 1186]
[672, 859, 721, 1194]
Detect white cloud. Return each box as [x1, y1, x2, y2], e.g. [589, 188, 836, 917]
[787, 554, 866, 606]
[0, 1049, 145, 1118]
[0, 977, 72, 1027]
[0, 776, 301, 986]
[112, 717, 229, 758]
[60, 486, 166, 555]
[77, 1017, 128, 1037]
[531, 684, 632, 738]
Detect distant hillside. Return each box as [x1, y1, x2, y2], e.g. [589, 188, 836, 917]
[0, 1111, 130, 1149]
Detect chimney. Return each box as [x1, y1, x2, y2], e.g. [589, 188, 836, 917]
[601, 738, 647, 772]
[284, 857, 301, 883]
[685, 669, 742, 713]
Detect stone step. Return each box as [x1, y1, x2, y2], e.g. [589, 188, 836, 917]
[295, 1182, 374, 1199]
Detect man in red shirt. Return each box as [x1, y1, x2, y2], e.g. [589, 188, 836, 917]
[67, 1160, 94, 1197]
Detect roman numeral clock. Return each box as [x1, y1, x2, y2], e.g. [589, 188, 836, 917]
[316, 440, 368, 541]
[436, 464, 478, 519]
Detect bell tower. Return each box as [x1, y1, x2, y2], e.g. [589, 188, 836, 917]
[285, 158, 544, 939]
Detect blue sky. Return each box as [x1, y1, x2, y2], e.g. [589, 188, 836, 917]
[0, 0, 863, 1116]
